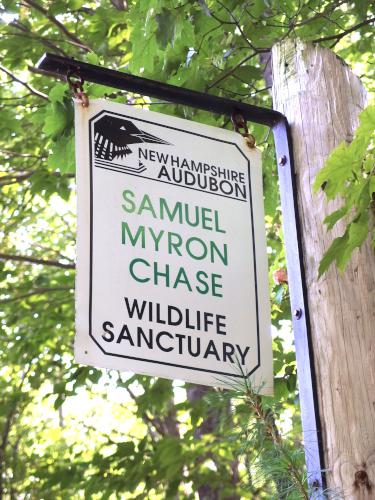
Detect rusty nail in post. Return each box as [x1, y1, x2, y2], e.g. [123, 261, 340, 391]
[278, 155, 287, 166]
[293, 308, 302, 320]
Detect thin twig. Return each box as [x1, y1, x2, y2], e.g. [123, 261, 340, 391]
[0, 287, 72, 304]
[206, 52, 260, 90]
[312, 16, 375, 44]
[0, 170, 74, 187]
[0, 252, 75, 269]
[27, 65, 66, 81]
[0, 150, 46, 159]
[0, 64, 48, 101]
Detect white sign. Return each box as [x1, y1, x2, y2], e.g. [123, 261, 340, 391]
[74, 99, 272, 393]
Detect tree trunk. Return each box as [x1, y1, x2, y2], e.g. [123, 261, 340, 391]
[272, 39, 375, 498]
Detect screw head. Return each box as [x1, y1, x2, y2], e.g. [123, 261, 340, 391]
[310, 480, 320, 490]
[278, 155, 287, 166]
[293, 308, 302, 320]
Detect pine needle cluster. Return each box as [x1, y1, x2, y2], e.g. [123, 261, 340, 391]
[204, 363, 312, 499]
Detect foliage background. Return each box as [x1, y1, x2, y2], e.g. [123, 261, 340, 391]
[0, 1, 374, 498]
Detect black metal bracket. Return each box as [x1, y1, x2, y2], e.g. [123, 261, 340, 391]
[36, 52, 325, 496]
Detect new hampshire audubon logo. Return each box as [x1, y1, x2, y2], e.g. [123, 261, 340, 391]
[94, 114, 170, 174]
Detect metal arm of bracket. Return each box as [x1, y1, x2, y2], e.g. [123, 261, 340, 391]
[36, 52, 325, 496]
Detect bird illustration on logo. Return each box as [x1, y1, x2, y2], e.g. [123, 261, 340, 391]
[93, 114, 170, 174]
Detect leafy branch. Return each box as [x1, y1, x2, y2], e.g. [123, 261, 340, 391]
[7, 21, 69, 57]
[293, 1, 348, 28]
[215, 0, 267, 52]
[21, 0, 92, 53]
[313, 105, 375, 276]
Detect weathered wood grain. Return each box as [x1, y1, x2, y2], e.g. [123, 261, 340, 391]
[272, 39, 375, 499]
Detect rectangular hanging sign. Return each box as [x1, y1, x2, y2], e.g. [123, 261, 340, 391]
[74, 99, 272, 392]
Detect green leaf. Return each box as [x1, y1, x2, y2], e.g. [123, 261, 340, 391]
[86, 52, 100, 65]
[369, 175, 375, 196]
[156, 9, 175, 48]
[274, 378, 289, 400]
[353, 0, 372, 17]
[48, 134, 75, 173]
[87, 83, 117, 98]
[253, 0, 266, 17]
[49, 83, 68, 104]
[342, 211, 369, 267]
[234, 66, 263, 82]
[323, 206, 349, 230]
[319, 211, 369, 276]
[318, 234, 348, 278]
[356, 104, 375, 135]
[313, 141, 353, 198]
[286, 373, 297, 391]
[43, 103, 69, 140]
[116, 441, 135, 457]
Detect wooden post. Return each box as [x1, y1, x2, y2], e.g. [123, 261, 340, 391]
[272, 39, 375, 498]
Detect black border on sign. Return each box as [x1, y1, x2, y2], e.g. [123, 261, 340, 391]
[88, 109, 260, 378]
